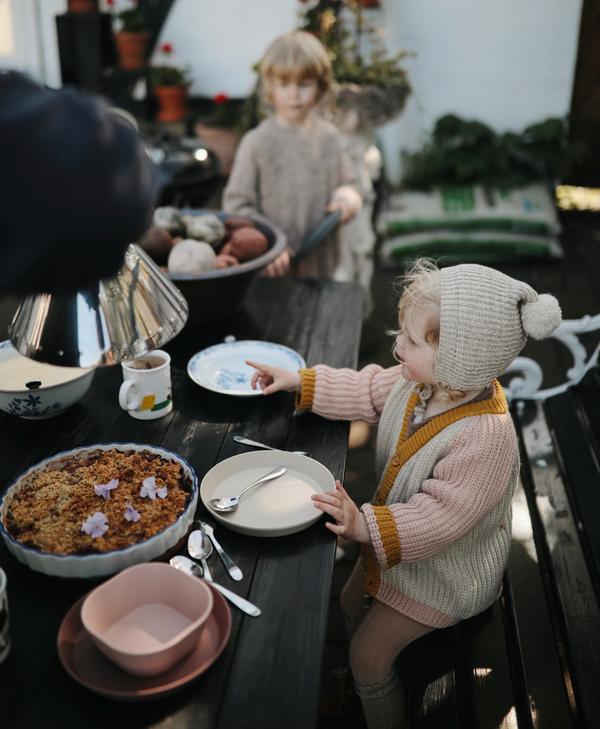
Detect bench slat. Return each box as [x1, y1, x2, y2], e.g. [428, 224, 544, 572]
[519, 398, 600, 728]
[503, 470, 574, 728]
[572, 368, 600, 457]
[405, 627, 461, 728]
[545, 389, 600, 598]
[461, 601, 520, 729]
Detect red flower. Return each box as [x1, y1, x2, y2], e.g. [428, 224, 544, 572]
[160, 42, 174, 54]
[105, 0, 114, 6]
[213, 93, 230, 105]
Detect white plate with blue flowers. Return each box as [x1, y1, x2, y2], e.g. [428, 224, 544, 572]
[187, 340, 306, 396]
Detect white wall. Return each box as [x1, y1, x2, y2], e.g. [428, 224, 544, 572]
[156, 0, 298, 97]
[0, 0, 65, 86]
[376, 0, 583, 182]
[8, 0, 584, 183]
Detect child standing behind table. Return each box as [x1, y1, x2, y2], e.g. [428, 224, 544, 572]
[246, 260, 563, 729]
[223, 31, 362, 282]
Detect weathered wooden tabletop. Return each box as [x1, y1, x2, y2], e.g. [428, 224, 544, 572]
[0, 277, 363, 729]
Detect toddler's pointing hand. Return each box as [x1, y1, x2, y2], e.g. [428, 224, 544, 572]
[246, 360, 301, 395]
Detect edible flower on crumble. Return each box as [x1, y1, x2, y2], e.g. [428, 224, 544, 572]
[81, 512, 109, 538]
[124, 504, 141, 522]
[139, 476, 168, 500]
[94, 478, 119, 501]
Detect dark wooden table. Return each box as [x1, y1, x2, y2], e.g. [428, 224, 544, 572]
[0, 277, 363, 729]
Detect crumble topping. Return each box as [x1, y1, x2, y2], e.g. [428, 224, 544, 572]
[3, 449, 191, 555]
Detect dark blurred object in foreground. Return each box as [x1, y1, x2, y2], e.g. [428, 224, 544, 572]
[0, 71, 157, 294]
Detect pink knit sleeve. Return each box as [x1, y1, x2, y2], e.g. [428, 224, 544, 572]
[300, 364, 403, 423]
[362, 414, 518, 567]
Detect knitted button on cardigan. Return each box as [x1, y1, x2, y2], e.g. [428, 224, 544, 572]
[297, 364, 519, 628]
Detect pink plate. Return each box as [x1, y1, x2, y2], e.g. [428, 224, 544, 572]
[57, 586, 231, 702]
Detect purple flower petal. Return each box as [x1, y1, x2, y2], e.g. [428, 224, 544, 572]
[82, 511, 109, 538]
[139, 476, 157, 499]
[124, 504, 141, 522]
[94, 478, 119, 501]
[139, 476, 168, 500]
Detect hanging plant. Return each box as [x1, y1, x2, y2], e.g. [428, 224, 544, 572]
[300, 0, 411, 129]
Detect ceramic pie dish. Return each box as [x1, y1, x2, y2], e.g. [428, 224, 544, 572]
[0, 442, 198, 578]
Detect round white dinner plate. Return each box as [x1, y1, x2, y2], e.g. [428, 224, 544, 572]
[187, 340, 306, 396]
[200, 451, 335, 537]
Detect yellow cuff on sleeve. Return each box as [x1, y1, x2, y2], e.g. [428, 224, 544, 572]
[372, 506, 402, 567]
[295, 368, 316, 411]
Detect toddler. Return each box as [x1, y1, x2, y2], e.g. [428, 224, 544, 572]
[247, 261, 562, 729]
[223, 31, 362, 280]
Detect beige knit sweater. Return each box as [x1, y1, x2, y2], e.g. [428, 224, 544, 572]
[298, 364, 519, 628]
[222, 115, 359, 279]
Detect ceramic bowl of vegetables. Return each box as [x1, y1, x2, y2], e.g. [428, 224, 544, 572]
[138, 209, 286, 326]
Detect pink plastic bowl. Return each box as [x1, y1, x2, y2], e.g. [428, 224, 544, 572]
[81, 562, 213, 677]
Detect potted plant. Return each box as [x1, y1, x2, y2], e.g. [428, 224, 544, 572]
[113, 1, 148, 70]
[150, 43, 191, 123]
[301, 0, 411, 131]
[68, 0, 99, 11]
[194, 93, 242, 175]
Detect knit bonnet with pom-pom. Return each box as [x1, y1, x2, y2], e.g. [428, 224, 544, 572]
[435, 264, 562, 391]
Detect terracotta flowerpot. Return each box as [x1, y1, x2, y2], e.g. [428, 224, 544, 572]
[194, 123, 241, 175]
[68, 0, 99, 11]
[114, 31, 149, 70]
[154, 86, 188, 123]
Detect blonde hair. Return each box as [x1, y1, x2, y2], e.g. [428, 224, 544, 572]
[393, 259, 467, 402]
[260, 31, 332, 102]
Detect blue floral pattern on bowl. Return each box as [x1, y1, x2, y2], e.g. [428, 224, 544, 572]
[6, 394, 62, 417]
[0, 339, 95, 419]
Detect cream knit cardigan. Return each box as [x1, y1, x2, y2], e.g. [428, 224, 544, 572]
[298, 364, 519, 628]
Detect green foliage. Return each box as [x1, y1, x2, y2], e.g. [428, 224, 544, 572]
[300, 0, 410, 89]
[117, 7, 147, 33]
[149, 65, 190, 88]
[402, 114, 571, 190]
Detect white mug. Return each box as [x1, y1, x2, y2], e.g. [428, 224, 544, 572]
[119, 350, 173, 420]
[0, 567, 9, 665]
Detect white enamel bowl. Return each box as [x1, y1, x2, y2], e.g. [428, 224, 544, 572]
[0, 443, 198, 578]
[0, 340, 95, 420]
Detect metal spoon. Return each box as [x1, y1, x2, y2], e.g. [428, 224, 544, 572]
[188, 528, 214, 581]
[209, 466, 287, 513]
[195, 522, 243, 581]
[233, 436, 308, 457]
[169, 555, 261, 617]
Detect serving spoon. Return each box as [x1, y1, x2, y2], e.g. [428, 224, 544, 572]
[209, 466, 286, 512]
[170, 554, 261, 617]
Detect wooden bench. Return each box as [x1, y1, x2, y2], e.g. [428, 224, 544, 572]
[402, 327, 600, 728]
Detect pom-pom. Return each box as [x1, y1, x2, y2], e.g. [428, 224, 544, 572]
[521, 294, 562, 339]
